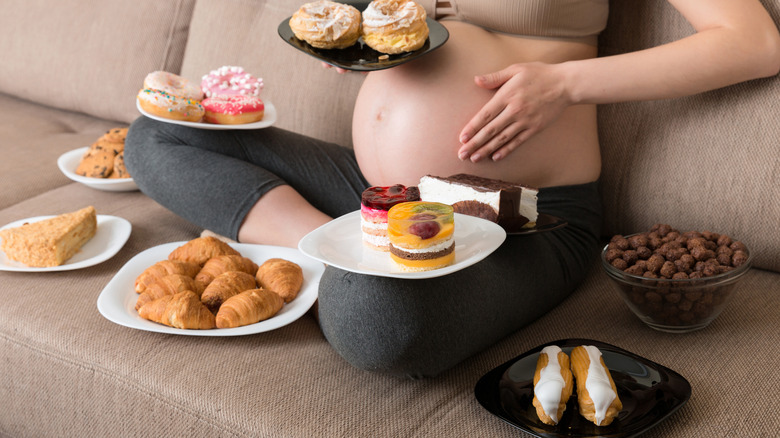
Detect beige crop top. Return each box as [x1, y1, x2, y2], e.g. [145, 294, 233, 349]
[416, 0, 609, 44]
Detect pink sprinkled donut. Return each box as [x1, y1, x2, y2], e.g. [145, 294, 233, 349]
[202, 95, 265, 125]
[143, 71, 203, 101]
[201, 66, 264, 98]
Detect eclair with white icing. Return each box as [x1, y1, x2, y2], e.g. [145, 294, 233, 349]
[570, 345, 623, 426]
[532, 345, 574, 425]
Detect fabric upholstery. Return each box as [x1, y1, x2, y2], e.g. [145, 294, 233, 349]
[0, 0, 196, 124]
[597, 0, 780, 272]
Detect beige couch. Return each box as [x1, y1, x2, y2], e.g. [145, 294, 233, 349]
[1, 1, 779, 436]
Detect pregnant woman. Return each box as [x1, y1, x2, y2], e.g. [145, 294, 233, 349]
[125, 0, 780, 377]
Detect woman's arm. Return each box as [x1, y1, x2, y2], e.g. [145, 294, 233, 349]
[458, 0, 780, 163]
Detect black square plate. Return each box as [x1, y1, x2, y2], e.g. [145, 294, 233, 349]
[278, 1, 449, 71]
[474, 339, 691, 437]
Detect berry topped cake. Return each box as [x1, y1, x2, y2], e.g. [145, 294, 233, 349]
[387, 201, 455, 272]
[418, 174, 538, 232]
[361, 184, 420, 251]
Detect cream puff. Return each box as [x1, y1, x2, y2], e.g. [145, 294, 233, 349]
[289, 1, 362, 49]
[361, 0, 429, 54]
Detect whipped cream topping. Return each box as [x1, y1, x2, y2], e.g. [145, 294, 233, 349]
[299, 1, 357, 40]
[534, 346, 566, 424]
[582, 345, 617, 426]
[362, 0, 423, 30]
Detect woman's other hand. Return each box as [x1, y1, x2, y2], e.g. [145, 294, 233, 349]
[458, 62, 571, 163]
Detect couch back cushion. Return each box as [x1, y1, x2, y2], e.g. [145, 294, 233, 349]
[180, 0, 364, 148]
[0, 0, 195, 124]
[597, 0, 780, 272]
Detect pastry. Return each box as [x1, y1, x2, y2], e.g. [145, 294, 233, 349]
[532, 346, 574, 425]
[255, 258, 304, 303]
[135, 274, 204, 311]
[215, 288, 284, 329]
[361, 0, 429, 54]
[289, 1, 362, 49]
[200, 271, 258, 314]
[418, 174, 539, 231]
[201, 65, 263, 98]
[360, 184, 420, 251]
[143, 71, 203, 101]
[134, 259, 201, 293]
[387, 201, 455, 272]
[0, 206, 97, 267]
[167, 236, 240, 267]
[195, 254, 259, 286]
[137, 88, 204, 122]
[75, 144, 115, 178]
[202, 95, 265, 125]
[570, 345, 622, 426]
[108, 151, 130, 179]
[138, 290, 216, 330]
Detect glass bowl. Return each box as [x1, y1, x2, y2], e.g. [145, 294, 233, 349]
[601, 241, 752, 333]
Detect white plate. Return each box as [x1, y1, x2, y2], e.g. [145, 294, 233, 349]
[298, 211, 507, 279]
[0, 214, 132, 272]
[136, 99, 277, 130]
[96, 242, 324, 336]
[57, 147, 139, 192]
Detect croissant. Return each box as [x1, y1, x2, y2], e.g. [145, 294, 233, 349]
[195, 255, 259, 286]
[570, 345, 622, 426]
[135, 273, 204, 311]
[168, 236, 240, 266]
[200, 271, 257, 314]
[134, 259, 200, 293]
[215, 288, 284, 329]
[532, 345, 574, 425]
[255, 258, 303, 303]
[138, 290, 216, 329]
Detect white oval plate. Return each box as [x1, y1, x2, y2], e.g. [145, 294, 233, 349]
[0, 214, 132, 272]
[57, 147, 138, 192]
[97, 242, 324, 336]
[136, 99, 277, 130]
[298, 211, 506, 279]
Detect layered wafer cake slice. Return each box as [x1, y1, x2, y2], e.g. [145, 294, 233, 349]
[418, 174, 538, 231]
[360, 184, 420, 251]
[0, 206, 97, 267]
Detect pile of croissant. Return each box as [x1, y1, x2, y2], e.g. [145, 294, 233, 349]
[133, 236, 304, 330]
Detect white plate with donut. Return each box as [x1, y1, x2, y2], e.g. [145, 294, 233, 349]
[298, 211, 507, 279]
[136, 100, 277, 130]
[58, 147, 139, 192]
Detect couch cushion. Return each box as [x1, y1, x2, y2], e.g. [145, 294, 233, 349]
[179, 0, 364, 148]
[0, 0, 195, 124]
[597, 0, 780, 273]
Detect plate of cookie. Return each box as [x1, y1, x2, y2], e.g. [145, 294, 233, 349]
[474, 339, 692, 438]
[58, 147, 138, 192]
[279, 1, 450, 71]
[97, 241, 324, 336]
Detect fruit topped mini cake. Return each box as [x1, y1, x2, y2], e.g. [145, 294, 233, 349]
[387, 201, 454, 272]
[360, 184, 420, 251]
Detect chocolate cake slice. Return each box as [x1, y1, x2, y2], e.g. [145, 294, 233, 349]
[418, 174, 538, 232]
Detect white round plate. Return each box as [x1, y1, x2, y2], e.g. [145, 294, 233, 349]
[0, 214, 132, 272]
[57, 147, 138, 192]
[298, 211, 507, 279]
[97, 242, 324, 336]
[136, 99, 277, 130]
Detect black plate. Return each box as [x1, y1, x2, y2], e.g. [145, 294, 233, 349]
[475, 339, 691, 438]
[278, 3, 449, 71]
[506, 213, 568, 235]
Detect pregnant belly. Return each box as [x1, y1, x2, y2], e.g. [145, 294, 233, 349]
[352, 21, 600, 188]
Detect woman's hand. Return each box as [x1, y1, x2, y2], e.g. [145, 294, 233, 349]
[458, 62, 571, 163]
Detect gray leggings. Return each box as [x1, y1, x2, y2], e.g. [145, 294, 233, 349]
[125, 116, 602, 378]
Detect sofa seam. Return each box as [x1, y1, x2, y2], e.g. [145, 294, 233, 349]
[0, 330, 250, 438]
[160, 0, 185, 71]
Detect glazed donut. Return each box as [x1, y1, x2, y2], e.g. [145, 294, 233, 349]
[361, 0, 429, 54]
[143, 71, 203, 101]
[202, 95, 265, 125]
[289, 1, 361, 49]
[137, 89, 205, 122]
[201, 66, 264, 98]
